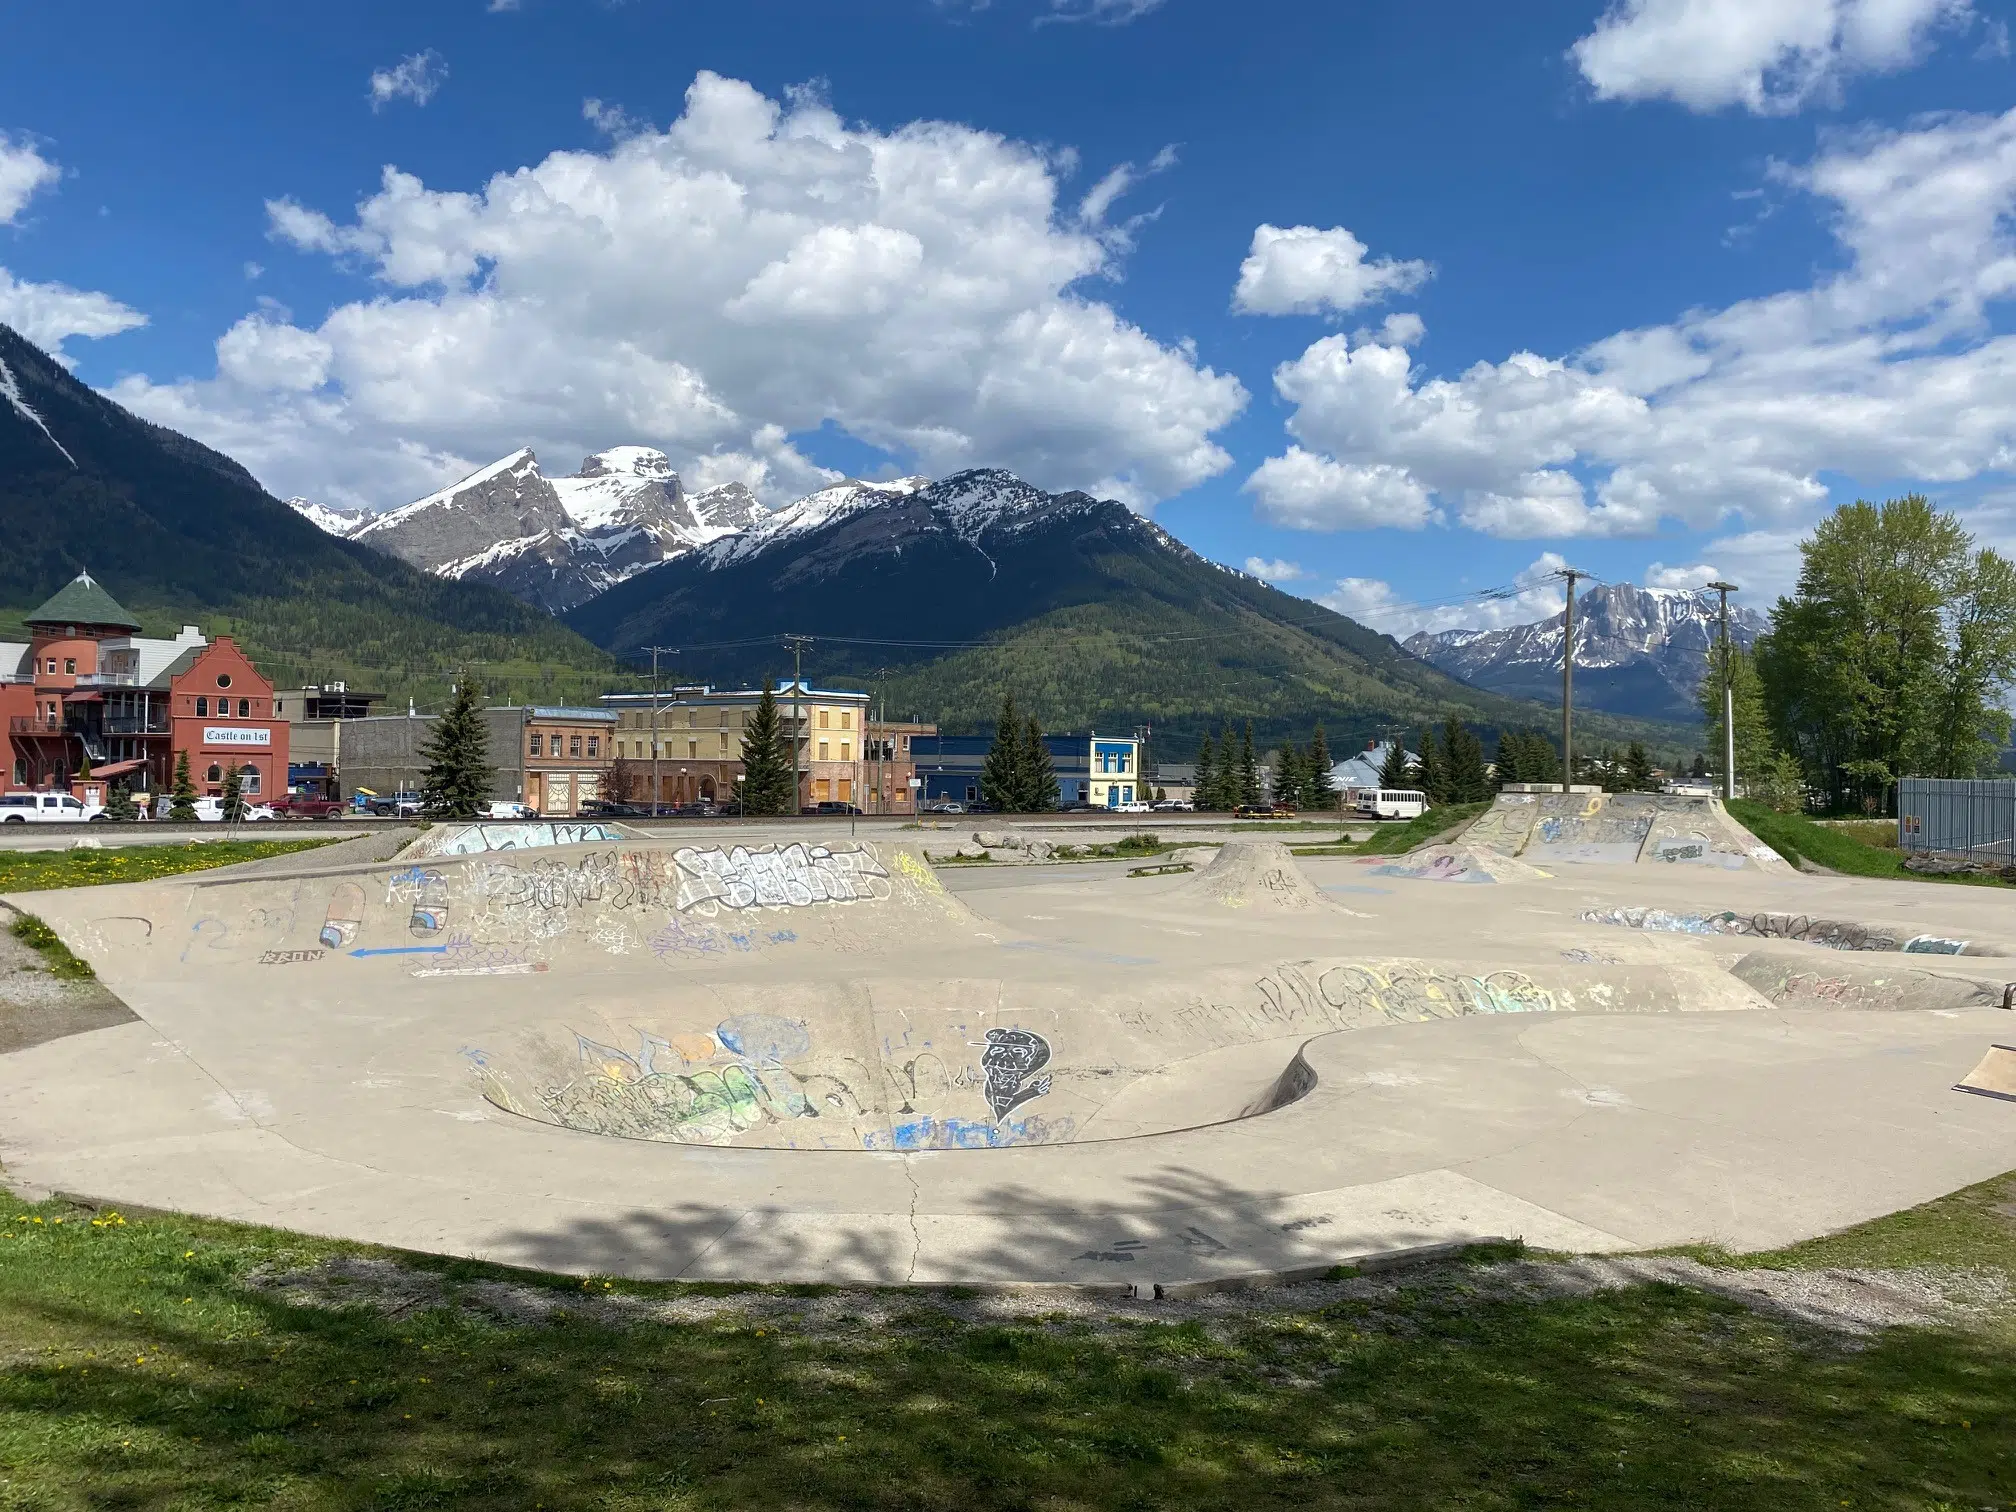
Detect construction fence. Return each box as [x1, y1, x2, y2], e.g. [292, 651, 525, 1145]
[1898, 778, 2016, 864]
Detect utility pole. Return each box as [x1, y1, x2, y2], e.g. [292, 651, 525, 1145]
[1553, 568, 1586, 790]
[643, 646, 676, 817]
[783, 634, 813, 814]
[1706, 582, 1740, 802]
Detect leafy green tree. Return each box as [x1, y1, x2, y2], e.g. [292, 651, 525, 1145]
[737, 686, 797, 816]
[1377, 740, 1412, 791]
[169, 751, 197, 822]
[1021, 715, 1059, 811]
[1751, 750, 1808, 814]
[1194, 732, 1219, 811]
[1622, 741, 1656, 792]
[104, 782, 137, 822]
[1442, 716, 1489, 802]
[220, 763, 245, 822]
[1237, 721, 1263, 807]
[1699, 644, 1774, 797]
[418, 675, 495, 819]
[981, 694, 1027, 811]
[1308, 724, 1337, 812]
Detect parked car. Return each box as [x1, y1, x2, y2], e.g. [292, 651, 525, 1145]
[481, 800, 536, 820]
[802, 800, 864, 816]
[580, 800, 651, 818]
[1234, 803, 1296, 819]
[921, 799, 965, 815]
[1114, 801, 1153, 814]
[365, 791, 424, 817]
[191, 797, 276, 822]
[1150, 799, 1195, 812]
[0, 791, 106, 824]
[1057, 801, 1102, 813]
[268, 795, 346, 820]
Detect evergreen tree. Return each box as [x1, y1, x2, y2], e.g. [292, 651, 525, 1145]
[105, 783, 137, 822]
[1021, 715, 1059, 811]
[1689, 753, 1710, 780]
[1377, 740, 1412, 791]
[169, 751, 197, 823]
[1414, 726, 1446, 804]
[1442, 716, 1489, 803]
[76, 752, 92, 784]
[1194, 732, 1219, 811]
[1308, 724, 1337, 812]
[1494, 731, 1525, 787]
[1215, 721, 1240, 808]
[221, 763, 245, 822]
[1238, 721, 1263, 807]
[737, 686, 797, 815]
[1622, 741, 1656, 792]
[1271, 745, 1304, 808]
[419, 674, 495, 819]
[981, 693, 1027, 811]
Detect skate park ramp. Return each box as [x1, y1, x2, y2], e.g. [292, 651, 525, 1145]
[1954, 1045, 2016, 1102]
[1164, 841, 1331, 910]
[1456, 789, 1791, 870]
[1366, 843, 1549, 885]
[403, 821, 627, 858]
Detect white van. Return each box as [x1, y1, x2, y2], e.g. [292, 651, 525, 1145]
[0, 791, 106, 824]
[1356, 789, 1428, 820]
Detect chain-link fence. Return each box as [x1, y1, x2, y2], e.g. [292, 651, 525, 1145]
[1898, 778, 2016, 864]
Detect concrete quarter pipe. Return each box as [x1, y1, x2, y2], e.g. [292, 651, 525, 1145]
[0, 828, 2009, 1288]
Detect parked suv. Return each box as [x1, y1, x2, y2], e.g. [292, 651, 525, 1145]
[268, 795, 346, 820]
[365, 791, 423, 817]
[0, 791, 105, 824]
[802, 801, 863, 816]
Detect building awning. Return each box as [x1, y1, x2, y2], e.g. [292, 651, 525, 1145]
[88, 759, 147, 779]
[62, 691, 103, 703]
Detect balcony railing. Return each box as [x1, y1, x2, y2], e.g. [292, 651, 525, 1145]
[104, 716, 170, 735]
[8, 717, 67, 736]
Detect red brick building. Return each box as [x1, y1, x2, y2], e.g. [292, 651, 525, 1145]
[0, 572, 285, 801]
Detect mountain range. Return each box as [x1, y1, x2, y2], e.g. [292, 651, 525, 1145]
[1404, 584, 1767, 723]
[291, 446, 766, 613]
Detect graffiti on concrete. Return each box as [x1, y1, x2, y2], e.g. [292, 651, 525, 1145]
[1368, 850, 1495, 884]
[889, 850, 942, 893]
[863, 1112, 1076, 1151]
[672, 843, 891, 914]
[411, 932, 548, 977]
[388, 866, 450, 938]
[319, 882, 366, 950]
[1581, 906, 1909, 952]
[980, 1028, 1053, 1120]
[258, 948, 326, 965]
[1903, 934, 1970, 955]
[421, 822, 623, 856]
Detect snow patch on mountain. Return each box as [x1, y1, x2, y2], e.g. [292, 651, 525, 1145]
[288, 497, 374, 537]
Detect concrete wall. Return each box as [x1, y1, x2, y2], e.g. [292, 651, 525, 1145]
[330, 709, 525, 801]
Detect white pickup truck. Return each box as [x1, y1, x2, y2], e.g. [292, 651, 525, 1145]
[0, 791, 106, 824]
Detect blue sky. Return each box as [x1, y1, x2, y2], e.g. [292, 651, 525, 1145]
[3, 0, 2015, 637]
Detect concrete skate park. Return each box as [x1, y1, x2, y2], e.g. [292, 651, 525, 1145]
[3, 790, 2013, 1291]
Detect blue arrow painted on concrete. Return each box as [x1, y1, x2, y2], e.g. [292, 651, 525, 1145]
[348, 946, 450, 958]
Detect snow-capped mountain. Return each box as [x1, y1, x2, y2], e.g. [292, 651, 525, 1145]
[294, 447, 769, 613]
[286, 497, 373, 536]
[1404, 582, 1768, 722]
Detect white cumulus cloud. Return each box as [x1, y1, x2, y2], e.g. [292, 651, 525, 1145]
[1571, 0, 1973, 114]
[0, 133, 60, 225]
[369, 51, 447, 112]
[1243, 556, 1305, 581]
[1248, 105, 2016, 548]
[1644, 561, 1722, 590]
[1317, 553, 1571, 639]
[110, 71, 1246, 515]
[1233, 224, 1432, 318]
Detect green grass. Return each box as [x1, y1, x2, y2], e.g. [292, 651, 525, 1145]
[0, 1174, 2010, 1511]
[5, 911, 95, 979]
[0, 839, 340, 894]
[1730, 800, 2016, 887]
[1348, 801, 1491, 857]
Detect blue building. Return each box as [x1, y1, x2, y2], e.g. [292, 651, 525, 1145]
[912, 731, 1142, 808]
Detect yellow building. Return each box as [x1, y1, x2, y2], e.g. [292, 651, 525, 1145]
[600, 679, 873, 809]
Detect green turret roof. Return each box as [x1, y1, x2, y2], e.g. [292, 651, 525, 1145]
[25, 571, 142, 632]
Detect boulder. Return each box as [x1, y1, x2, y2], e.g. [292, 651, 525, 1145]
[955, 842, 989, 860]
[975, 830, 1014, 850]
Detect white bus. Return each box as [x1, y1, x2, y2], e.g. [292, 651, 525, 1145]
[1356, 788, 1427, 820]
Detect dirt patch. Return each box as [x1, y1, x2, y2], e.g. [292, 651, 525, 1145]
[246, 1248, 2009, 1343]
[0, 906, 135, 1054]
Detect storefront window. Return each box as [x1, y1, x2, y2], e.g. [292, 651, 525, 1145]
[206, 764, 222, 783]
[239, 765, 261, 794]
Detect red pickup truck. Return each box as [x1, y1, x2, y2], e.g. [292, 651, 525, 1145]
[268, 795, 348, 820]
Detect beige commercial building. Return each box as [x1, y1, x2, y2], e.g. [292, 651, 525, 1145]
[601, 680, 873, 809]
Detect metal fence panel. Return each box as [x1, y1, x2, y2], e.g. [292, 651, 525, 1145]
[1898, 778, 2016, 863]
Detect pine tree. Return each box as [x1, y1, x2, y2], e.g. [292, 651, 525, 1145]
[76, 752, 92, 784]
[1622, 741, 1656, 792]
[1271, 745, 1303, 808]
[1238, 721, 1263, 807]
[1493, 731, 1524, 787]
[1308, 724, 1337, 812]
[220, 763, 245, 822]
[1377, 740, 1412, 791]
[105, 783, 137, 822]
[1443, 717, 1489, 803]
[1194, 732, 1218, 811]
[419, 675, 495, 819]
[1414, 726, 1446, 804]
[737, 686, 796, 815]
[981, 694, 1026, 811]
[1022, 715, 1059, 811]
[169, 751, 197, 823]
[1690, 753, 1710, 780]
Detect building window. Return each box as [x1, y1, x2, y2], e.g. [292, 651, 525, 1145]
[196, 696, 208, 717]
[63, 658, 75, 674]
[217, 673, 232, 689]
[238, 698, 249, 718]
[240, 764, 261, 795]
[841, 711, 852, 730]
[569, 735, 582, 758]
[44, 659, 55, 673]
[587, 736, 599, 757]
[840, 741, 851, 761]
[818, 741, 829, 761]
[901, 735, 909, 752]
[206, 764, 222, 783]
[838, 778, 852, 801]
[688, 739, 698, 757]
[529, 733, 542, 756]
[818, 709, 829, 729]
